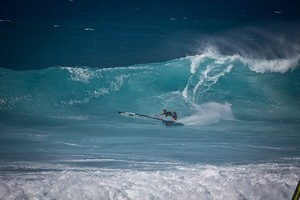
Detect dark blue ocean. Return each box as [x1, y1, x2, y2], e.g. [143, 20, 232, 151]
[1, 0, 300, 199]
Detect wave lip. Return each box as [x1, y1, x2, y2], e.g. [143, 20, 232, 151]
[243, 56, 300, 73]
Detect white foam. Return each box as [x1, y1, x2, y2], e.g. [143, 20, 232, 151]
[189, 47, 220, 74]
[243, 56, 300, 73]
[52, 115, 90, 120]
[0, 95, 32, 110]
[0, 163, 298, 200]
[85, 28, 95, 31]
[183, 53, 235, 105]
[60, 98, 90, 105]
[62, 67, 95, 83]
[179, 102, 233, 125]
[60, 67, 128, 105]
[56, 142, 82, 147]
[191, 44, 300, 74]
[0, 19, 11, 22]
[88, 74, 128, 98]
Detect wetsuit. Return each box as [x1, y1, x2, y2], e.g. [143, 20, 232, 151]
[164, 111, 177, 121]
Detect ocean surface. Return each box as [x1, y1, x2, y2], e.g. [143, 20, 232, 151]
[1, 0, 300, 199]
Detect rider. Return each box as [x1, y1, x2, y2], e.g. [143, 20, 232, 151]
[159, 109, 177, 122]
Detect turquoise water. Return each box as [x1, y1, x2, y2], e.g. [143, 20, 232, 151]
[1, 52, 300, 199]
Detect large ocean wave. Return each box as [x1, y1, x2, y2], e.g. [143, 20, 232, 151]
[1, 49, 299, 127]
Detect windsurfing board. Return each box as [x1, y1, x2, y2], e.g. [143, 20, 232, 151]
[118, 111, 184, 126]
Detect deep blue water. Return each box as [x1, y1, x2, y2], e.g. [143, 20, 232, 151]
[0, 1, 300, 199]
[1, 0, 300, 69]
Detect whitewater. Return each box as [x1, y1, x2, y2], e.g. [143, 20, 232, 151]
[0, 50, 300, 200]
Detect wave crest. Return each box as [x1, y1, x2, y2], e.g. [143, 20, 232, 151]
[243, 56, 300, 73]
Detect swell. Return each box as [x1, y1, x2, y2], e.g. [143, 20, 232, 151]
[0, 51, 299, 126]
